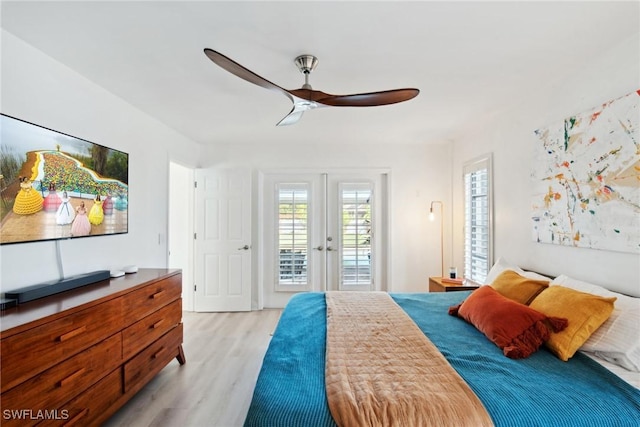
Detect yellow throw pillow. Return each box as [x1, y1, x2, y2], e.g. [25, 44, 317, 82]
[490, 270, 549, 305]
[529, 286, 616, 361]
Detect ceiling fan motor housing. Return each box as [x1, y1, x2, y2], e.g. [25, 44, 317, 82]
[294, 54, 318, 74]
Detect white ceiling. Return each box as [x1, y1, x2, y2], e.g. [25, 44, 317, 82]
[2, 1, 638, 147]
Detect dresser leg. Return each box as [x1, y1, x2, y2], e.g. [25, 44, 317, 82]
[176, 344, 186, 365]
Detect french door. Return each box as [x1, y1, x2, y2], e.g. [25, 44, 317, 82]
[261, 170, 388, 308]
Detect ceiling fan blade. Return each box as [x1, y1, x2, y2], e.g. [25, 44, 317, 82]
[315, 88, 419, 107]
[276, 108, 304, 126]
[204, 48, 292, 101]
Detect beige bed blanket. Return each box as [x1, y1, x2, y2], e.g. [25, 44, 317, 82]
[325, 291, 493, 427]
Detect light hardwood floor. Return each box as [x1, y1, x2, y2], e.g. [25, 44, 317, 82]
[104, 309, 282, 427]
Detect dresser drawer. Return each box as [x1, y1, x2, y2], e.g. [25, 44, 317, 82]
[0, 334, 122, 427]
[124, 323, 183, 395]
[122, 274, 181, 326]
[122, 299, 182, 360]
[0, 298, 122, 393]
[36, 368, 122, 427]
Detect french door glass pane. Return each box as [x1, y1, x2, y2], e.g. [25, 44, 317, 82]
[340, 187, 372, 287]
[278, 186, 308, 285]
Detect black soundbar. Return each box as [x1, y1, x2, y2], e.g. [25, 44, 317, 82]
[0, 298, 17, 310]
[5, 270, 110, 304]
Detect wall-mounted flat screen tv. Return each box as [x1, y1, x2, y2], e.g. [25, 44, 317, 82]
[1, 114, 128, 245]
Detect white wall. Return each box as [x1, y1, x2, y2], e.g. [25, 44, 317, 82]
[0, 31, 203, 292]
[203, 140, 452, 297]
[169, 162, 194, 311]
[0, 29, 451, 302]
[451, 33, 640, 297]
[11, 25, 633, 304]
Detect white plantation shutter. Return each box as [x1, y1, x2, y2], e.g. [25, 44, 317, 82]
[277, 184, 310, 289]
[339, 184, 373, 289]
[463, 155, 493, 283]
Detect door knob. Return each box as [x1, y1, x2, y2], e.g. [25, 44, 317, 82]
[238, 245, 250, 250]
[326, 246, 334, 251]
[314, 246, 324, 251]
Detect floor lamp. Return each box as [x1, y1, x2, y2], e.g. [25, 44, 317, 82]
[429, 201, 444, 278]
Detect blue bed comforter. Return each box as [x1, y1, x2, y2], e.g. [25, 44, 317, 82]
[244, 292, 640, 427]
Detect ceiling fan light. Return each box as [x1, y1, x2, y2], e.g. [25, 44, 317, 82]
[297, 100, 318, 110]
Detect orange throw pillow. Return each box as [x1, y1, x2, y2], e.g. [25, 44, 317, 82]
[449, 286, 568, 359]
[490, 270, 549, 305]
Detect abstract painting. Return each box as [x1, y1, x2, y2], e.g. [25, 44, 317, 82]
[531, 90, 640, 254]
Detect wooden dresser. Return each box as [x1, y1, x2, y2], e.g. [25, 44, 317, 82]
[0, 268, 185, 426]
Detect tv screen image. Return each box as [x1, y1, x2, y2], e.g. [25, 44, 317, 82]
[0, 114, 128, 245]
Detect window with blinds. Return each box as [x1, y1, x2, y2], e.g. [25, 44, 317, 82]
[463, 155, 493, 283]
[340, 185, 372, 289]
[277, 185, 309, 286]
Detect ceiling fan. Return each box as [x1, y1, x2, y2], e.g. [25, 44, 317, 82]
[203, 49, 419, 126]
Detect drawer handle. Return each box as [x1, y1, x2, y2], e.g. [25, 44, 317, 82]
[63, 408, 89, 427]
[153, 346, 166, 359]
[57, 325, 87, 342]
[150, 290, 166, 299]
[58, 368, 86, 387]
[151, 319, 165, 329]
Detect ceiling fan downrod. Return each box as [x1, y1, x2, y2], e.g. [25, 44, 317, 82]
[294, 54, 318, 90]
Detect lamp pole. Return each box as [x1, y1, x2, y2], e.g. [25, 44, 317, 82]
[429, 201, 444, 278]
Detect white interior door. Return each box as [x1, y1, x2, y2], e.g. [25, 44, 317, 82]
[194, 168, 251, 312]
[261, 170, 387, 307]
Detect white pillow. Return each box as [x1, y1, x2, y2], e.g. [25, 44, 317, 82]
[551, 274, 640, 372]
[484, 257, 550, 285]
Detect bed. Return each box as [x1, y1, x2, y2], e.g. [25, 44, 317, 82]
[244, 271, 640, 426]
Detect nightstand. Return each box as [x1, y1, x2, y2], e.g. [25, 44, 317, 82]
[428, 276, 480, 292]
